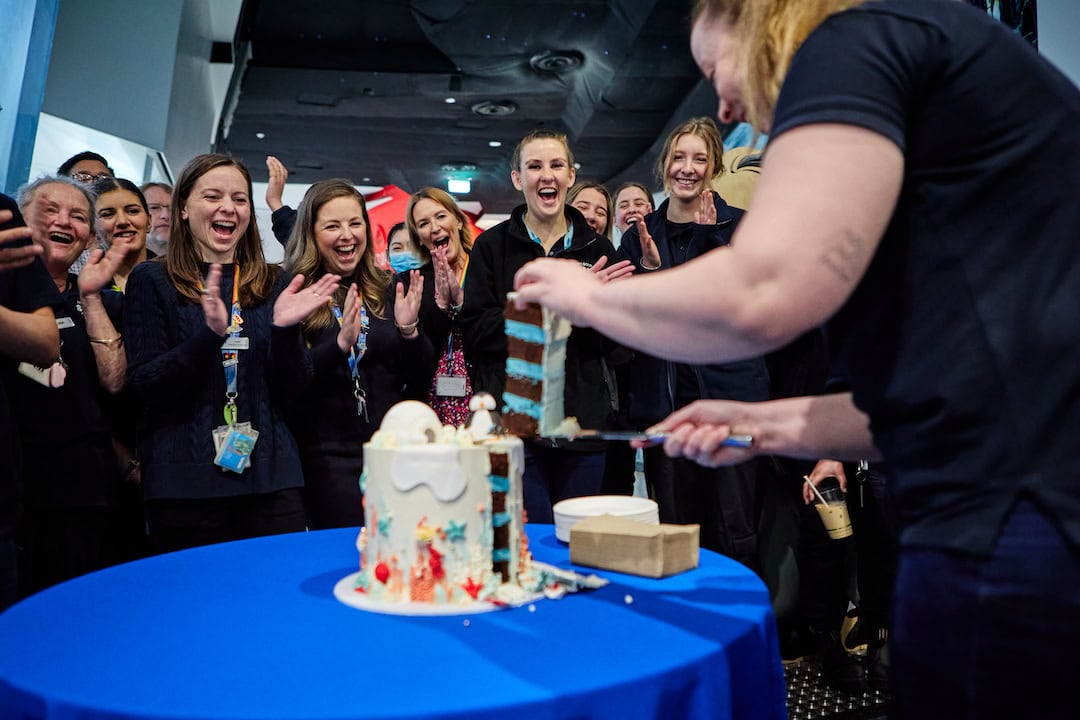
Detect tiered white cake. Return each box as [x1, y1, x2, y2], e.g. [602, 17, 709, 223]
[353, 401, 530, 607]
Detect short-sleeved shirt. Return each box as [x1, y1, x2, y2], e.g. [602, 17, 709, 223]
[770, 0, 1080, 554]
[0, 200, 62, 533]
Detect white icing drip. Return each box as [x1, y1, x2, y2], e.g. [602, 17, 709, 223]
[390, 446, 468, 501]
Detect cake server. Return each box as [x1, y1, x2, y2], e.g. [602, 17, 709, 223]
[567, 430, 754, 447]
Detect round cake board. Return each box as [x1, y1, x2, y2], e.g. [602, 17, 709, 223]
[333, 572, 541, 616]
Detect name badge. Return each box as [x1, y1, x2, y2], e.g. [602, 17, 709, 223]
[18, 361, 66, 388]
[56, 317, 76, 330]
[221, 336, 250, 351]
[435, 375, 467, 397]
[214, 425, 260, 474]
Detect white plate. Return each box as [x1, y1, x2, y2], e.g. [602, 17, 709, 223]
[552, 495, 659, 542]
[334, 572, 538, 616]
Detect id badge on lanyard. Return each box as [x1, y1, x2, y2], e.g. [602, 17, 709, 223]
[435, 258, 468, 397]
[207, 265, 259, 472]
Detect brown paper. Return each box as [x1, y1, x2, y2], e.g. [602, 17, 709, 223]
[568, 515, 700, 578]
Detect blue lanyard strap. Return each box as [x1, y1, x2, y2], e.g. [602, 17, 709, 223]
[329, 300, 369, 378]
[209, 265, 242, 426]
[330, 298, 370, 420]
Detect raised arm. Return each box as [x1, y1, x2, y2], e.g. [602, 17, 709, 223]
[515, 124, 903, 363]
[78, 241, 132, 393]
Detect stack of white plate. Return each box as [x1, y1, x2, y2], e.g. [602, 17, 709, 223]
[552, 495, 660, 542]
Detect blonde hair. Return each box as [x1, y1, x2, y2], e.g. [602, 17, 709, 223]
[691, 0, 868, 130]
[167, 154, 277, 307]
[283, 179, 390, 339]
[654, 117, 726, 195]
[405, 186, 474, 262]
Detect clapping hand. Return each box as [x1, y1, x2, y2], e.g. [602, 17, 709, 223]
[78, 237, 132, 297]
[201, 264, 231, 336]
[694, 189, 717, 226]
[395, 269, 424, 338]
[589, 255, 634, 283]
[273, 272, 341, 329]
[432, 245, 462, 311]
[336, 283, 362, 353]
[265, 156, 288, 212]
[637, 220, 662, 270]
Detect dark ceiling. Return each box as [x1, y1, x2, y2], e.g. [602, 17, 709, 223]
[218, 0, 720, 215]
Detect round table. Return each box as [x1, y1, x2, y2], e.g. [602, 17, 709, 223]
[0, 525, 786, 720]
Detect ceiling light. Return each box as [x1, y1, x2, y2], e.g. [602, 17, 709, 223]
[470, 99, 517, 117]
[529, 50, 585, 73]
[255, 132, 266, 139]
[447, 178, 471, 194]
[488, 141, 502, 148]
[574, 162, 581, 170]
[441, 162, 478, 173]
[445, 97, 456, 104]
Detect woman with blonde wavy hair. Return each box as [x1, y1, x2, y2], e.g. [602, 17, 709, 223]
[406, 186, 474, 426]
[272, 179, 432, 529]
[514, 1, 1080, 715]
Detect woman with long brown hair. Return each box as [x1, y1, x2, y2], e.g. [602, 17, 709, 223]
[124, 154, 319, 552]
[273, 179, 430, 529]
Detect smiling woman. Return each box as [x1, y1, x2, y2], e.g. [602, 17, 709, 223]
[122, 153, 306, 554]
[458, 129, 622, 524]
[91, 177, 149, 293]
[11, 175, 130, 593]
[269, 179, 435, 529]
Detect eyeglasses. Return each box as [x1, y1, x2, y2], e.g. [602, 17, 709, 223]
[70, 171, 111, 185]
[147, 203, 169, 214]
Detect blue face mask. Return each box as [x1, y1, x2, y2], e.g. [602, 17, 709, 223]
[388, 252, 425, 273]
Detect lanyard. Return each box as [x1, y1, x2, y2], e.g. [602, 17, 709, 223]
[441, 256, 469, 371]
[220, 265, 242, 425]
[330, 298, 369, 420]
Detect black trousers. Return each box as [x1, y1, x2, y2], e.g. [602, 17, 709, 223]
[17, 505, 110, 596]
[145, 488, 306, 554]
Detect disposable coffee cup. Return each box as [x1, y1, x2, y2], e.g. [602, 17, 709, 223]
[813, 477, 853, 540]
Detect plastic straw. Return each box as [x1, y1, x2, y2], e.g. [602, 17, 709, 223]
[803, 475, 829, 505]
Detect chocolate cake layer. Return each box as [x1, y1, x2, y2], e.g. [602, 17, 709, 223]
[489, 452, 508, 477]
[504, 300, 543, 326]
[507, 336, 544, 365]
[506, 376, 543, 402]
[502, 411, 538, 438]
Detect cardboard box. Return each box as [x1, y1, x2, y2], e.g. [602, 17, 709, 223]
[568, 515, 700, 578]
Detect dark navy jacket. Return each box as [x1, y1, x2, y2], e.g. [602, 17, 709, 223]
[618, 195, 770, 426]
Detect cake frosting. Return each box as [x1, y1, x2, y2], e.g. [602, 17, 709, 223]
[502, 293, 572, 437]
[355, 401, 531, 605]
[348, 400, 609, 611]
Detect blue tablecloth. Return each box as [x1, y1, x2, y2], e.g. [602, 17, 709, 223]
[0, 526, 786, 720]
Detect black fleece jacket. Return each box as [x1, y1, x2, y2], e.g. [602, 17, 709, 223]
[459, 204, 618, 449]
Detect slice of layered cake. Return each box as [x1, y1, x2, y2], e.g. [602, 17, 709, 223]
[502, 293, 572, 437]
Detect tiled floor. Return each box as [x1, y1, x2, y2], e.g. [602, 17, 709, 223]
[784, 658, 889, 719]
